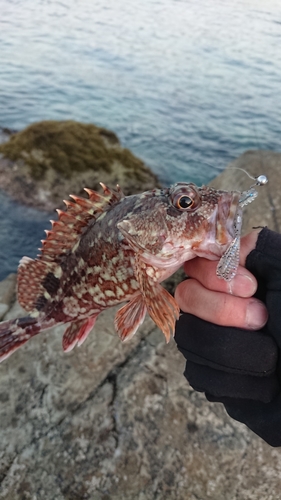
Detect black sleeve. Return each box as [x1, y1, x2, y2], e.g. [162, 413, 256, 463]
[174, 227, 281, 447]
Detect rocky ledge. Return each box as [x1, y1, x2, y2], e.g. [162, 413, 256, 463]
[0, 121, 159, 211]
[0, 147, 281, 498]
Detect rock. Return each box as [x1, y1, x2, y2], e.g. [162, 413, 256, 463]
[1, 315, 281, 499]
[1, 151, 281, 499]
[0, 127, 16, 146]
[0, 273, 17, 320]
[0, 304, 8, 321]
[0, 273, 17, 306]
[210, 150, 281, 234]
[0, 121, 159, 210]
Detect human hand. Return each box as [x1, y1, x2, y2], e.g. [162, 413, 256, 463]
[174, 227, 281, 446]
[175, 230, 268, 330]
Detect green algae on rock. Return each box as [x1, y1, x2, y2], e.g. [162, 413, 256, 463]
[0, 120, 159, 210]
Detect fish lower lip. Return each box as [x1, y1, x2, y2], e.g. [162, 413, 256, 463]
[216, 192, 240, 245]
[216, 222, 230, 245]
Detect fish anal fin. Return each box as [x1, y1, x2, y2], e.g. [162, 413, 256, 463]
[62, 315, 98, 352]
[134, 256, 179, 342]
[114, 294, 147, 341]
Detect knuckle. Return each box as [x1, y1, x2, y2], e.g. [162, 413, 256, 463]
[212, 294, 247, 327]
[175, 279, 199, 312]
[211, 294, 230, 324]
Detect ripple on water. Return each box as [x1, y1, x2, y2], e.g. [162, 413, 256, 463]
[0, 0, 281, 183]
[1, 0, 281, 277]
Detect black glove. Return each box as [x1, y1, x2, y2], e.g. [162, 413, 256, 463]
[175, 227, 281, 447]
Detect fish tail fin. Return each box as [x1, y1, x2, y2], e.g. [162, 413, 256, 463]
[0, 316, 41, 362]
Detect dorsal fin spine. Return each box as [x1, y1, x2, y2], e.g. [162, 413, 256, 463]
[17, 183, 125, 312]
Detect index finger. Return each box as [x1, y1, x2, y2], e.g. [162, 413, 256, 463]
[183, 230, 261, 296]
[183, 260, 257, 297]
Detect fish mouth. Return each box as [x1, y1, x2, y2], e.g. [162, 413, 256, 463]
[193, 191, 242, 260]
[215, 191, 241, 247]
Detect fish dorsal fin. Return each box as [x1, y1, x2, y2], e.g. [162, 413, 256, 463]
[40, 183, 125, 263]
[17, 183, 124, 312]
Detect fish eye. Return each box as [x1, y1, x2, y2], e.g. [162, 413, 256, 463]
[176, 195, 194, 209]
[171, 185, 200, 211]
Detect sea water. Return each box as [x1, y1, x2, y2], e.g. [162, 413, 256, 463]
[0, 0, 281, 277]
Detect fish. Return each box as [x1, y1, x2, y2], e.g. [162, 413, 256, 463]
[0, 181, 256, 362]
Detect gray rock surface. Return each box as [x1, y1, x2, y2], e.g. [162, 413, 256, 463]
[210, 150, 281, 234]
[0, 274, 16, 320]
[1, 151, 281, 499]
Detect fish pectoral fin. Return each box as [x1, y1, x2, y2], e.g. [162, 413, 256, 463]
[134, 256, 179, 342]
[114, 294, 147, 341]
[62, 315, 98, 352]
[143, 282, 179, 342]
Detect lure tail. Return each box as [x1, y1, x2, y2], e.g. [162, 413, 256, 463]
[0, 316, 42, 362]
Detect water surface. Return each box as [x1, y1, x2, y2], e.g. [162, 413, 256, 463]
[0, 192, 51, 280]
[0, 0, 281, 277]
[1, 0, 281, 183]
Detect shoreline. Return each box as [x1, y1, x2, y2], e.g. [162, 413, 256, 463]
[0, 123, 159, 211]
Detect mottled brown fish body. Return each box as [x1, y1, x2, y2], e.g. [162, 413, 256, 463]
[0, 182, 242, 361]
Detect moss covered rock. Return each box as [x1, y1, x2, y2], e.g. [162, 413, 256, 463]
[0, 120, 159, 210]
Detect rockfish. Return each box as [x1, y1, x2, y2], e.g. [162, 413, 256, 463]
[0, 182, 256, 362]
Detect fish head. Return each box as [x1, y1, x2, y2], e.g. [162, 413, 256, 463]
[118, 182, 243, 276]
[167, 182, 242, 261]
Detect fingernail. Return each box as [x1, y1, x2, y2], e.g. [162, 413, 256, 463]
[228, 273, 256, 297]
[246, 300, 268, 329]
